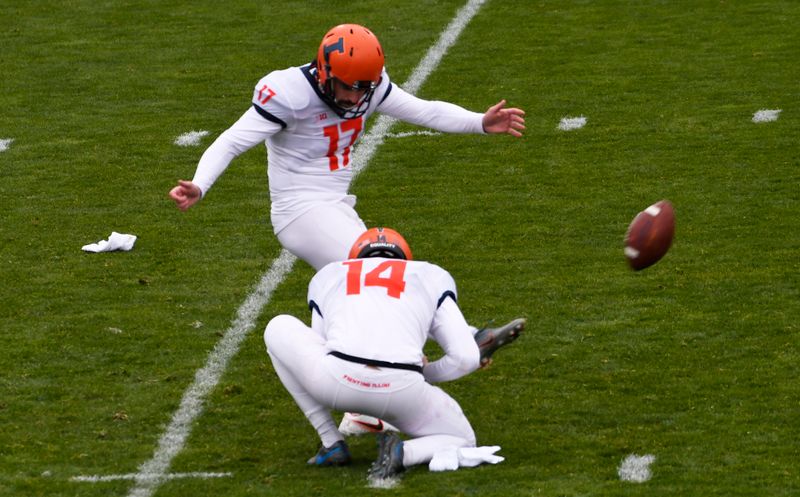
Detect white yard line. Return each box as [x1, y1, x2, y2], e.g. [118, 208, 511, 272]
[127, 249, 296, 497]
[386, 130, 442, 139]
[72, 472, 231, 483]
[352, 0, 485, 179]
[122, 1, 487, 496]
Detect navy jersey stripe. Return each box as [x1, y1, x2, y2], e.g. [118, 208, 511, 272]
[309, 299, 323, 318]
[252, 103, 287, 128]
[437, 290, 457, 309]
[377, 82, 393, 106]
[301, 61, 327, 101]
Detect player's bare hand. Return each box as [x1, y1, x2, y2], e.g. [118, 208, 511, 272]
[482, 99, 525, 137]
[169, 180, 201, 211]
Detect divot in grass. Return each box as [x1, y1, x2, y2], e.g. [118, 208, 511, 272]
[752, 109, 781, 123]
[558, 116, 587, 131]
[0, 138, 14, 152]
[174, 130, 209, 146]
[618, 453, 655, 482]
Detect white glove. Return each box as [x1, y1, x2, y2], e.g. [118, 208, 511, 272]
[429, 446, 504, 472]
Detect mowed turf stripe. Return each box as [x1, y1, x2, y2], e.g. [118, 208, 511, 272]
[124, 1, 487, 496]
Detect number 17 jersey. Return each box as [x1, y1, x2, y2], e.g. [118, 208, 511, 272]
[250, 63, 390, 231]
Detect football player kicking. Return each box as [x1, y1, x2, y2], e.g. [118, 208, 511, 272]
[264, 228, 524, 479]
[169, 23, 525, 270]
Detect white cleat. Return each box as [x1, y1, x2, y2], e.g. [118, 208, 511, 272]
[339, 413, 400, 436]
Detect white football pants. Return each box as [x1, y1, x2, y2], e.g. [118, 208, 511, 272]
[264, 314, 477, 467]
[275, 199, 366, 270]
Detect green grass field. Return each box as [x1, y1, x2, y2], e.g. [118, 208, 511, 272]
[1, 1, 798, 496]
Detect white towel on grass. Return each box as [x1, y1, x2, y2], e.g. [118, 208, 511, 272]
[429, 446, 504, 471]
[82, 232, 137, 253]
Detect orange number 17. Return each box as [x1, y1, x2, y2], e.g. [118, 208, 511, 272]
[323, 117, 363, 171]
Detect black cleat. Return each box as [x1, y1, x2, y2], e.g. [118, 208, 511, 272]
[474, 318, 525, 367]
[368, 432, 404, 479]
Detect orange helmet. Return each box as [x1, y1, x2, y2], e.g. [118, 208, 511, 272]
[349, 227, 412, 261]
[315, 24, 384, 119]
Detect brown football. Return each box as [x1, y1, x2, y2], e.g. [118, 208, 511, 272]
[624, 200, 675, 271]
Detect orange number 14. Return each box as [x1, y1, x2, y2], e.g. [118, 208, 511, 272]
[343, 260, 407, 299]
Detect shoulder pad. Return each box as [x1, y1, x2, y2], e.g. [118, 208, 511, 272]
[252, 67, 313, 120]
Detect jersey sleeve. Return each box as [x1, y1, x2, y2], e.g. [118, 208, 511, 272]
[422, 262, 459, 305]
[250, 70, 307, 129]
[306, 266, 325, 338]
[420, 264, 480, 382]
[307, 267, 325, 316]
[191, 106, 283, 196]
[377, 83, 485, 134]
[191, 71, 296, 197]
[424, 297, 480, 382]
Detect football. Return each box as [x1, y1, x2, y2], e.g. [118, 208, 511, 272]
[624, 200, 675, 270]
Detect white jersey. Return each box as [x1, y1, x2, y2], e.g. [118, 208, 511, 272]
[308, 257, 478, 383]
[192, 63, 485, 232]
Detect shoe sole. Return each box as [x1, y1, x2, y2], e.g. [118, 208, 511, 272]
[478, 318, 525, 366]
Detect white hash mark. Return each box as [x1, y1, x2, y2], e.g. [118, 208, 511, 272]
[0, 138, 14, 152]
[558, 116, 587, 131]
[618, 453, 656, 482]
[752, 109, 781, 123]
[174, 130, 210, 147]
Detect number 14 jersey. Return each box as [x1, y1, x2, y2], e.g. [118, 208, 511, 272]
[308, 257, 464, 368]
